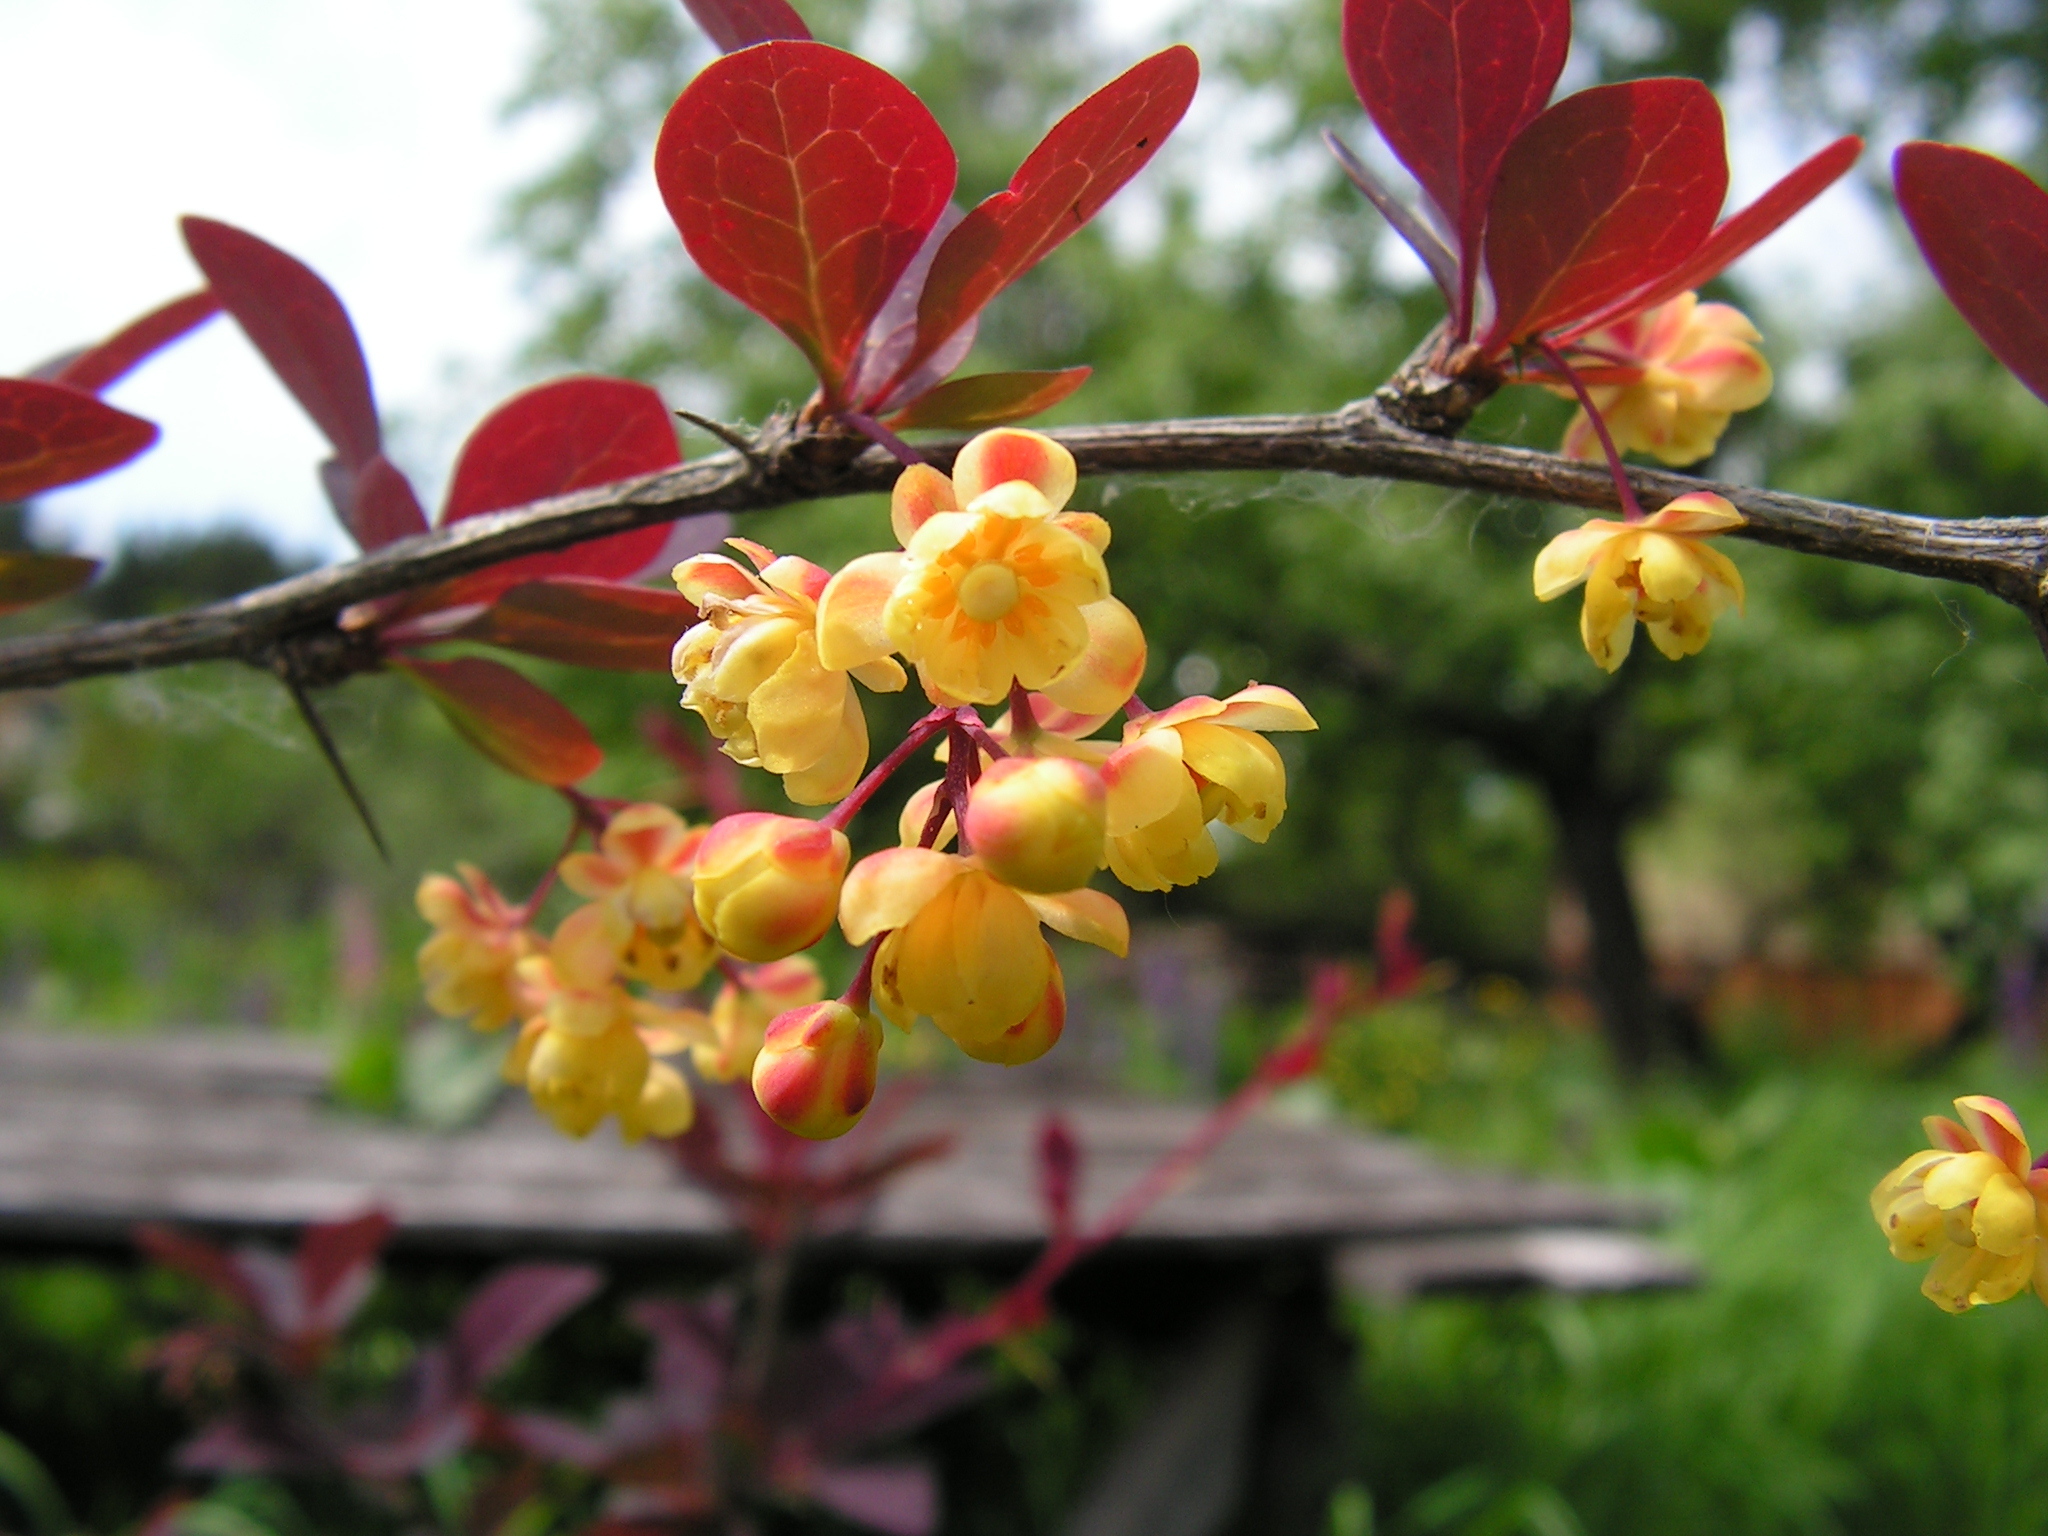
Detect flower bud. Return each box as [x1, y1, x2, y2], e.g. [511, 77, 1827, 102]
[525, 1022, 649, 1139]
[750, 1000, 883, 1139]
[963, 757, 1106, 894]
[694, 956, 825, 1083]
[692, 813, 851, 962]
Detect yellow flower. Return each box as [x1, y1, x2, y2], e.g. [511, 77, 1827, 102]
[1099, 685, 1318, 893]
[838, 846, 1127, 1060]
[672, 538, 906, 805]
[558, 803, 716, 990]
[1872, 1096, 2048, 1312]
[1552, 294, 1772, 467]
[694, 956, 825, 1083]
[815, 429, 1146, 712]
[1533, 493, 1746, 673]
[509, 904, 708, 1141]
[415, 864, 539, 1032]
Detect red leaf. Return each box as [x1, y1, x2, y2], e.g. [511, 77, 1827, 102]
[348, 452, 431, 550]
[180, 216, 383, 467]
[0, 552, 98, 616]
[1562, 134, 1863, 339]
[135, 1224, 263, 1315]
[435, 375, 685, 602]
[1342, 0, 1570, 334]
[655, 41, 956, 397]
[884, 367, 1091, 430]
[0, 378, 158, 500]
[1481, 79, 1727, 348]
[392, 655, 605, 786]
[48, 289, 222, 395]
[447, 578, 698, 671]
[296, 1210, 395, 1332]
[453, 1263, 604, 1387]
[885, 47, 1197, 399]
[1896, 141, 2048, 406]
[680, 0, 811, 51]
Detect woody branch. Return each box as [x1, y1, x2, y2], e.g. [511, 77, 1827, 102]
[0, 388, 2041, 694]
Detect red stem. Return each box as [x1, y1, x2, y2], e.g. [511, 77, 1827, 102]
[842, 937, 884, 1011]
[1535, 338, 1644, 523]
[823, 709, 953, 832]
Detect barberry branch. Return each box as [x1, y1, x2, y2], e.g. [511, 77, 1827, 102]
[2, 396, 2043, 694]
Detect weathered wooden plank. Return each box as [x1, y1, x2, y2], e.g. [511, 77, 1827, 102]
[0, 1031, 1661, 1256]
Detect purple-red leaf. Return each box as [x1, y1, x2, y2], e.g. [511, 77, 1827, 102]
[681, 0, 812, 51]
[454, 1263, 604, 1386]
[0, 552, 98, 616]
[136, 1224, 265, 1315]
[655, 41, 956, 397]
[1896, 141, 2048, 406]
[297, 1210, 395, 1332]
[1482, 79, 1727, 348]
[887, 47, 1197, 398]
[392, 655, 605, 786]
[805, 1462, 939, 1536]
[0, 378, 158, 500]
[1563, 134, 1863, 340]
[447, 578, 699, 672]
[436, 375, 685, 602]
[181, 216, 383, 467]
[884, 367, 1091, 430]
[1342, 0, 1570, 333]
[47, 289, 222, 395]
[346, 452, 431, 550]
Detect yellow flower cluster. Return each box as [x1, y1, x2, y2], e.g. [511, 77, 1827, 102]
[419, 428, 1316, 1142]
[415, 801, 825, 1142]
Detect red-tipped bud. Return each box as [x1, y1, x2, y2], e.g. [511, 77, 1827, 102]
[691, 813, 850, 962]
[750, 1000, 883, 1139]
[963, 757, 1106, 894]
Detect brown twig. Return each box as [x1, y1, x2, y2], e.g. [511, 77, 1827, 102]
[2, 397, 2044, 693]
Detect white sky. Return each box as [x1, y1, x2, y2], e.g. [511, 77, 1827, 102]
[2, 0, 562, 562]
[0, 0, 1940, 566]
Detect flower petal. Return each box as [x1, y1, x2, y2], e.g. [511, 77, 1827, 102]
[781, 683, 869, 805]
[1207, 683, 1317, 734]
[747, 636, 849, 774]
[817, 551, 906, 671]
[1039, 597, 1147, 717]
[673, 552, 763, 606]
[1974, 1167, 2038, 1256]
[1634, 531, 1708, 605]
[839, 847, 969, 943]
[1924, 1149, 2006, 1210]
[891, 463, 959, 546]
[1646, 492, 1744, 535]
[1960, 1095, 2032, 1174]
[952, 428, 1076, 510]
[1103, 727, 1188, 836]
[1533, 521, 1627, 601]
[1020, 887, 1129, 956]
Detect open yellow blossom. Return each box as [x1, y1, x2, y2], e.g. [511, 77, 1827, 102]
[838, 845, 1127, 1060]
[559, 803, 716, 990]
[1552, 294, 1772, 467]
[815, 429, 1146, 712]
[1533, 493, 1746, 673]
[1099, 685, 1318, 892]
[416, 864, 538, 1032]
[1872, 1096, 2048, 1312]
[673, 538, 906, 804]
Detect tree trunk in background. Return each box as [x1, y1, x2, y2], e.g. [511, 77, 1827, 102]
[1541, 766, 1701, 1074]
